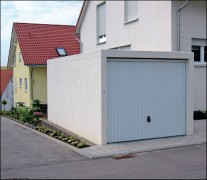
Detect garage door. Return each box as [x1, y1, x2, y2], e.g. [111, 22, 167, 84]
[107, 59, 186, 143]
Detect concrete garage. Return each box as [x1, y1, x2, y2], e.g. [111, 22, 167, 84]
[47, 50, 194, 145]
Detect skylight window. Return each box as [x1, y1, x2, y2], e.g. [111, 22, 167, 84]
[56, 47, 67, 56]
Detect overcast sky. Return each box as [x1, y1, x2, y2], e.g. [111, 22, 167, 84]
[1, 1, 83, 66]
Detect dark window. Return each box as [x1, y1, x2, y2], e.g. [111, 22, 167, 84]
[192, 46, 200, 62]
[205, 46, 207, 62]
[56, 48, 67, 56]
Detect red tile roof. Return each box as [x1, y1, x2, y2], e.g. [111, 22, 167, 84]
[13, 23, 80, 65]
[0, 70, 13, 96]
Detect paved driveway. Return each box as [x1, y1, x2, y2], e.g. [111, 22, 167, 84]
[1, 117, 206, 179]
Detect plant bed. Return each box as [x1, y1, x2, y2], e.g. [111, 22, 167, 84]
[194, 110, 207, 120]
[35, 126, 90, 148]
[2, 99, 91, 149]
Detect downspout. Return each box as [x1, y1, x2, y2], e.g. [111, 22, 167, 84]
[30, 67, 34, 106]
[74, 32, 82, 53]
[177, 0, 188, 51]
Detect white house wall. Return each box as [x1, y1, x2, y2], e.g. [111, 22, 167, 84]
[47, 51, 103, 144]
[80, 1, 172, 52]
[1, 77, 14, 111]
[171, 1, 207, 110]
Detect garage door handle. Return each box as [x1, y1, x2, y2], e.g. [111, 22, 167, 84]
[147, 116, 151, 122]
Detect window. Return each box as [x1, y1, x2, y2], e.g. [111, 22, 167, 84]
[56, 47, 67, 56]
[25, 78, 28, 92]
[19, 52, 22, 62]
[19, 78, 22, 88]
[192, 39, 207, 63]
[97, 2, 106, 43]
[124, 1, 138, 23]
[111, 45, 131, 51]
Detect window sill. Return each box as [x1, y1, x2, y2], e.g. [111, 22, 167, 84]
[124, 18, 138, 25]
[97, 41, 106, 45]
[194, 62, 207, 67]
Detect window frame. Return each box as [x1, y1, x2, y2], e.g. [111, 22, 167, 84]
[97, 2, 106, 44]
[56, 47, 67, 56]
[19, 78, 22, 88]
[25, 78, 28, 92]
[192, 39, 207, 65]
[124, 1, 138, 24]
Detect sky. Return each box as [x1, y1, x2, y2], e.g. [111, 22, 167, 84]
[1, 1, 83, 66]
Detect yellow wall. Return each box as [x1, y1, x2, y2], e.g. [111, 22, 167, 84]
[13, 41, 47, 107]
[32, 67, 47, 104]
[13, 42, 31, 107]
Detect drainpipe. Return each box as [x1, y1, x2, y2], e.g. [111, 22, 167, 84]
[30, 67, 34, 105]
[74, 32, 82, 53]
[177, 0, 188, 51]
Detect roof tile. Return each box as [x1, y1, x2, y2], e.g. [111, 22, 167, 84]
[14, 23, 80, 65]
[0, 70, 13, 96]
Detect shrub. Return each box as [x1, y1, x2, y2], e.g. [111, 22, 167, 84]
[77, 140, 87, 148]
[51, 130, 58, 136]
[1, 100, 7, 111]
[194, 110, 207, 120]
[42, 127, 51, 134]
[60, 132, 65, 138]
[69, 134, 77, 142]
[16, 106, 30, 122]
[32, 99, 41, 107]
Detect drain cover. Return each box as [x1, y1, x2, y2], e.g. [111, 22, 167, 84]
[112, 154, 135, 160]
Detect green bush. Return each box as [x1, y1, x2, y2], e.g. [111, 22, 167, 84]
[60, 132, 65, 138]
[1, 100, 7, 111]
[50, 130, 58, 136]
[194, 110, 207, 120]
[16, 106, 30, 122]
[77, 140, 87, 148]
[69, 134, 77, 142]
[0, 110, 9, 116]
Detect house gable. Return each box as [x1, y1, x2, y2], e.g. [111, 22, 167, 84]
[76, 1, 173, 53]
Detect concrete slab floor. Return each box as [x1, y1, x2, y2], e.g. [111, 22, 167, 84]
[79, 120, 206, 159]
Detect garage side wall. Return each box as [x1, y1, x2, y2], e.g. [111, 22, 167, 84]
[47, 52, 102, 144]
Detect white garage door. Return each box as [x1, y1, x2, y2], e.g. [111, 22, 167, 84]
[107, 59, 186, 143]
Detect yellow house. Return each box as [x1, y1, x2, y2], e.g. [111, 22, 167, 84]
[7, 22, 80, 108]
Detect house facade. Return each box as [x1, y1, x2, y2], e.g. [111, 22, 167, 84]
[0, 69, 14, 111]
[76, 1, 207, 110]
[7, 23, 80, 107]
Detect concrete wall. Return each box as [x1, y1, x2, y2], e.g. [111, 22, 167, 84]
[47, 51, 103, 144]
[32, 67, 47, 104]
[1, 77, 14, 111]
[193, 66, 207, 110]
[171, 1, 207, 110]
[47, 50, 194, 145]
[80, 1, 172, 52]
[171, 1, 206, 52]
